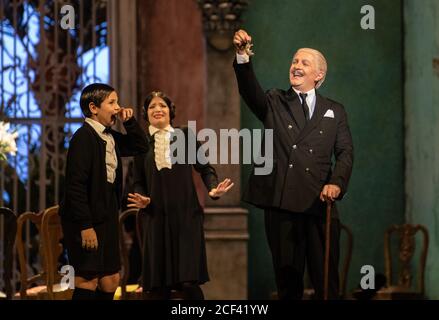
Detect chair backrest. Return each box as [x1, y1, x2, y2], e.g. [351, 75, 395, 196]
[0, 207, 17, 299]
[41, 205, 67, 299]
[384, 224, 429, 294]
[118, 208, 142, 299]
[339, 223, 353, 298]
[16, 205, 69, 299]
[16, 210, 44, 299]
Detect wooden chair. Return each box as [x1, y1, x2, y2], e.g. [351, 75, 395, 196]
[117, 208, 143, 300]
[16, 210, 44, 299]
[0, 207, 17, 299]
[41, 205, 73, 300]
[15, 206, 73, 299]
[117, 208, 184, 300]
[373, 224, 429, 300]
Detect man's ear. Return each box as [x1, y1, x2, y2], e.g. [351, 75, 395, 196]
[315, 71, 324, 82]
[89, 102, 98, 115]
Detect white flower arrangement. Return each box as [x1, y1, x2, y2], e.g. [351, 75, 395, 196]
[0, 121, 18, 162]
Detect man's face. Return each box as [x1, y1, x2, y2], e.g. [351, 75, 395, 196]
[91, 91, 120, 127]
[289, 50, 323, 92]
[147, 97, 171, 129]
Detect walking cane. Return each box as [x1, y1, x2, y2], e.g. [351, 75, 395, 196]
[324, 200, 332, 300]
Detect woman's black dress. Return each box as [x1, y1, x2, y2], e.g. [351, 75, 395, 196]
[133, 127, 218, 290]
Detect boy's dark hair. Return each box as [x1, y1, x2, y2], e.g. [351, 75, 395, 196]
[143, 91, 176, 124]
[80, 83, 115, 117]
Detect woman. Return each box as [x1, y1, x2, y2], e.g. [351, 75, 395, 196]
[127, 91, 233, 300]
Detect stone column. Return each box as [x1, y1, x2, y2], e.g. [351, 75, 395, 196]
[197, 1, 250, 299]
[108, 0, 138, 109]
[107, 0, 138, 187]
[200, 45, 249, 300]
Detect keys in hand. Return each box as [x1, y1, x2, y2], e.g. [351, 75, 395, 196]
[242, 42, 254, 56]
[233, 29, 254, 56]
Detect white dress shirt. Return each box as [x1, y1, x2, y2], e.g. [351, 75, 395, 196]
[292, 87, 316, 119]
[85, 117, 117, 183]
[149, 125, 174, 171]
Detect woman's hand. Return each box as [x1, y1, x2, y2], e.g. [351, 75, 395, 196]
[209, 178, 234, 198]
[127, 192, 151, 209]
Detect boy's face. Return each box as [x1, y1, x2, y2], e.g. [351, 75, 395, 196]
[90, 91, 120, 127]
[147, 97, 171, 129]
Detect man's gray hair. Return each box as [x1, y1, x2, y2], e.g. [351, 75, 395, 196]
[297, 48, 327, 89]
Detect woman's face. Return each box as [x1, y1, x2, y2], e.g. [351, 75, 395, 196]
[147, 96, 171, 129]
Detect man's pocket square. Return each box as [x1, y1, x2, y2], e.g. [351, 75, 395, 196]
[323, 109, 334, 118]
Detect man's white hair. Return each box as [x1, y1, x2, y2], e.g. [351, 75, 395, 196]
[296, 48, 327, 89]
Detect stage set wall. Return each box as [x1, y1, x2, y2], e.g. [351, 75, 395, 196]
[239, 0, 405, 299]
[125, 0, 439, 299]
[404, 0, 439, 300]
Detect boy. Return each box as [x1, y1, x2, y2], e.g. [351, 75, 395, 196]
[60, 83, 148, 300]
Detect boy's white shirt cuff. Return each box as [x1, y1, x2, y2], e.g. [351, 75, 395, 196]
[236, 52, 250, 64]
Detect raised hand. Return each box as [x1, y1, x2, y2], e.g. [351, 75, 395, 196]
[117, 107, 134, 122]
[233, 29, 252, 55]
[127, 192, 151, 209]
[209, 178, 234, 198]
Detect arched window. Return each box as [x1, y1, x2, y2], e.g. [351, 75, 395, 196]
[0, 0, 109, 296]
[1, 0, 109, 212]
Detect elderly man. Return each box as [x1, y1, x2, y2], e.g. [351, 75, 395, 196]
[233, 29, 353, 299]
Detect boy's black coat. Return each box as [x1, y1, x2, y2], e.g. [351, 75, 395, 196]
[59, 117, 148, 230]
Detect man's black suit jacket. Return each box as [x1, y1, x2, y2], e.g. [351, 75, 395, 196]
[59, 117, 148, 230]
[234, 59, 354, 215]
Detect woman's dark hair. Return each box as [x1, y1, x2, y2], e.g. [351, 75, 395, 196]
[80, 83, 115, 117]
[143, 91, 176, 123]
